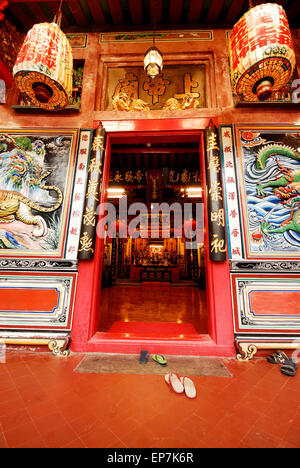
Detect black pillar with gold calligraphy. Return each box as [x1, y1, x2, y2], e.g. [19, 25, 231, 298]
[78, 124, 106, 260]
[147, 170, 163, 203]
[205, 120, 227, 262]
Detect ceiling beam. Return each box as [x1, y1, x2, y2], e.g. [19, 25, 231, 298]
[8, 3, 34, 29]
[225, 0, 246, 24]
[128, 0, 143, 25]
[7, 0, 80, 3]
[111, 148, 199, 154]
[150, 0, 163, 27]
[85, 0, 106, 25]
[169, 0, 183, 24]
[286, 1, 300, 17]
[107, 0, 124, 25]
[46, 1, 70, 26]
[65, 0, 88, 26]
[206, 0, 224, 23]
[187, 0, 205, 23]
[26, 1, 49, 22]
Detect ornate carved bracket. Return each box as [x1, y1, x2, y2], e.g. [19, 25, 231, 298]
[235, 337, 300, 362]
[0, 332, 71, 357]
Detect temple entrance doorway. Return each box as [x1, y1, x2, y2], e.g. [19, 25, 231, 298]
[98, 136, 208, 339]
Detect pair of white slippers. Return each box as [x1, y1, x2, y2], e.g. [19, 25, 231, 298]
[165, 372, 197, 399]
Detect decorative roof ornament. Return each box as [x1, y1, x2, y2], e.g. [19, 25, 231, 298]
[229, 2, 296, 101]
[13, 1, 73, 111]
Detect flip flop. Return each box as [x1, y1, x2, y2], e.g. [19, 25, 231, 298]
[139, 350, 149, 364]
[180, 376, 197, 399]
[267, 350, 289, 364]
[281, 361, 297, 377]
[152, 354, 167, 366]
[165, 372, 184, 394]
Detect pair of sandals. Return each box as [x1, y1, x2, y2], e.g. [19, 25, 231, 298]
[165, 372, 197, 399]
[139, 351, 167, 366]
[267, 350, 298, 377]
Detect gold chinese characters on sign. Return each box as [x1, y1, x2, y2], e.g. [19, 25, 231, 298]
[78, 125, 106, 260]
[205, 120, 227, 261]
[105, 65, 206, 111]
[110, 168, 201, 187]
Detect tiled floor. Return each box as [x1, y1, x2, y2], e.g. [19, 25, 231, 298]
[0, 351, 299, 448]
[98, 285, 208, 334]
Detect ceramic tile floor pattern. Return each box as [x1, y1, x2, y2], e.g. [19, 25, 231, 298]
[0, 351, 299, 448]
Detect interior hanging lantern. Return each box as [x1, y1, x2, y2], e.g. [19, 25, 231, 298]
[144, 46, 163, 79]
[13, 13, 73, 111]
[229, 3, 296, 102]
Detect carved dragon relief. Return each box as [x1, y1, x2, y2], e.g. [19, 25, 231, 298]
[162, 93, 200, 111]
[255, 145, 300, 237]
[112, 91, 200, 112]
[112, 92, 150, 112]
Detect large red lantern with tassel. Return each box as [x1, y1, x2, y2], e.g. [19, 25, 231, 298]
[13, 11, 72, 111]
[229, 3, 296, 101]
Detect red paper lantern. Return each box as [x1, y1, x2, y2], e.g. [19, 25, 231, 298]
[229, 3, 296, 101]
[13, 19, 73, 111]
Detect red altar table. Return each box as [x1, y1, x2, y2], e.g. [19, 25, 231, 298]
[130, 265, 180, 282]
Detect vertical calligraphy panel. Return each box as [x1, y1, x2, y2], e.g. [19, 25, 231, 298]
[147, 170, 163, 203]
[65, 129, 93, 260]
[220, 126, 243, 260]
[78, 125, 106, 260]
[205, 121, 227, 261]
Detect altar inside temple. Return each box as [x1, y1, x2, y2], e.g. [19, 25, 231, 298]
[104, 237, 204, 284]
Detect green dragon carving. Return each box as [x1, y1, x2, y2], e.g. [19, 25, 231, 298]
[257, 145, 300, 198]
[256, 144, 300, 237]
[256, 144, 300, 170]
[261, 210, 300, 236]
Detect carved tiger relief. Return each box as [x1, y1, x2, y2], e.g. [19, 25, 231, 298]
[0, 171, 63, 238]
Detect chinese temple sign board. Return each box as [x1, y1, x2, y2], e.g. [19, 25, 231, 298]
[110, 168, 202, 187]
[106, 65, 206, 110]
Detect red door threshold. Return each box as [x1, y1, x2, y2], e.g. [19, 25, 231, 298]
[71, 322, 236, 357]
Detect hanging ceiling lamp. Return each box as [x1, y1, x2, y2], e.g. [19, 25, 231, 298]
[144, 46, 163, 79]
[144, 1, 163, 78]
[13, 1, 73, 111]
[229, 2, 296, 101]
